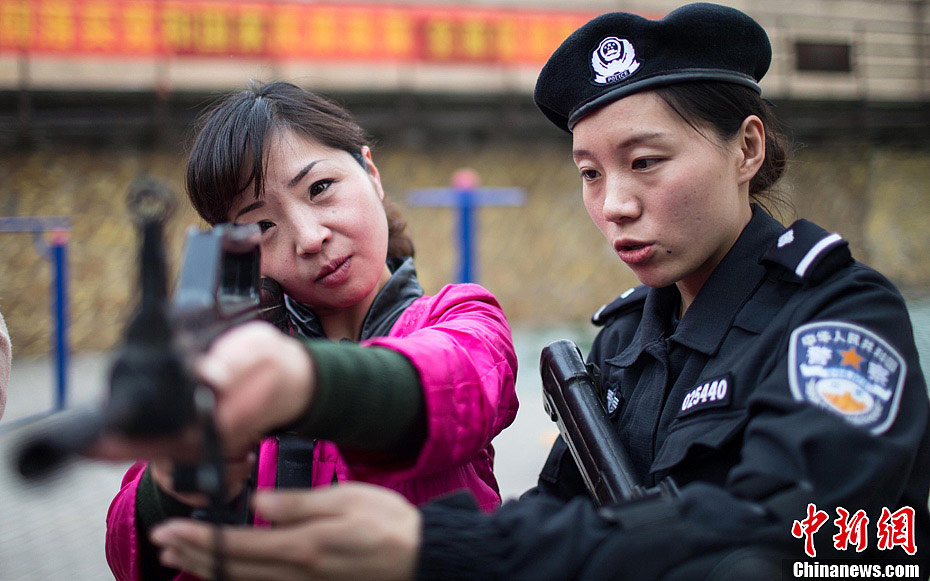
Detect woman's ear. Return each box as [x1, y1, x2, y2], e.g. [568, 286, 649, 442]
[360, 146, 386, 200]
[736, 115, 766, 186]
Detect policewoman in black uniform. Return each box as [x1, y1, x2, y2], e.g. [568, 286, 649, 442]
[148, 4, 929, 579]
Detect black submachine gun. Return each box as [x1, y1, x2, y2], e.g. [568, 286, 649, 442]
[15, 177, 287, 511]
[540, 339, 678, 506]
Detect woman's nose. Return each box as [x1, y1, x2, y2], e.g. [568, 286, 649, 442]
[602, 179, 642, 223]
[292, 217, 330, 256]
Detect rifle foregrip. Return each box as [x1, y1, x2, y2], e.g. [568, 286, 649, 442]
[540, 339, 642, 505]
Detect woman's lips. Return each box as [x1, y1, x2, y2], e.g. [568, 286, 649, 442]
[315, 256, 352, 286]
[615, 242, 654, 265]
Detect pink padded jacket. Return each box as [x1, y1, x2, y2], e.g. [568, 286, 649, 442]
[105, 281, 518, 581]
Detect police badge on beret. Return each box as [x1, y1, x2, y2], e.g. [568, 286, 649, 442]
[788, 321, 905, 435]
[591, 36, 640, 85]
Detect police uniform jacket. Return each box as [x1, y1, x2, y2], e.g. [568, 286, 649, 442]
[417, 206, 930, 579]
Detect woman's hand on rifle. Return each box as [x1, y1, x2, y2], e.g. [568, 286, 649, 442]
[91, 321, 316, 501]
[196, 321, 316, 458]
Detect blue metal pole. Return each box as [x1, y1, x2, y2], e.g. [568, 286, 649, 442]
[457, 189, 475, 283]
[408, 169, 523, 285]
[51, 234, 69, 410]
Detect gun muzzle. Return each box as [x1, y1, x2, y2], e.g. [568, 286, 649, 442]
[14, 407, 106, 480]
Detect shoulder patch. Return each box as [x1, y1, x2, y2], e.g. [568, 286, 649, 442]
[788, 321, 906, 435]
[592, 285, 648, 326]
[761, 220, 852, 285]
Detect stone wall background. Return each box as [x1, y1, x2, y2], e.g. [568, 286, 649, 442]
[1, 140, 929, 355]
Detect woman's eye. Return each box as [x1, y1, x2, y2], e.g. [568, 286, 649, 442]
[580, 169, 600, 181]
[632, 158, 660, 170]
[257, 220, 274, 233]
[309, 179, 334, 198]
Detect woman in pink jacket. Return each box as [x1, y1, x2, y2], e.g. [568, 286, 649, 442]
[105, 81, 518, 581]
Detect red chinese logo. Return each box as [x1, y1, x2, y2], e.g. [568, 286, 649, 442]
[833, 507, 869, 552]
[792, 504, 916, 558]
[877, 506, 917, 555]
[792, 503, 830, 557]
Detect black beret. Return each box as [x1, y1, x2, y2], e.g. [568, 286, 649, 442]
[534, 3, 771, 132]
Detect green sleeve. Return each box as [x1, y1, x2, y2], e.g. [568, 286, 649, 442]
[134, 467, 193, 580]
[135, 466, 253, 577]
[283, 341, 426, 452]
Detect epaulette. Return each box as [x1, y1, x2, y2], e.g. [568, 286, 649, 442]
[591, 285, 648, 326]
[760, 219, 853, 286]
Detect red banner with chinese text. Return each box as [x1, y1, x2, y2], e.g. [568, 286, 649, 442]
[0, 0, 606, 65]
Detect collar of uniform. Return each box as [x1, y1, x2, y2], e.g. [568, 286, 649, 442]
[605, 284, 680, 367]
[669, 205, 784, 355]
[285, 256, 425, 341]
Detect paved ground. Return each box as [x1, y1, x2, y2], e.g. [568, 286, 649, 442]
[2, 301, 929, 581]
[0, 324, 595, 580]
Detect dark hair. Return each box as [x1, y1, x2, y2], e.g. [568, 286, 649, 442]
[654, 82, 792, 216]
[186, 80, 414, 258]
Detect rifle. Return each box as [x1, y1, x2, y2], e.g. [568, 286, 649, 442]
[540, 339, 678, 506]
[16, 177, 288, 510]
